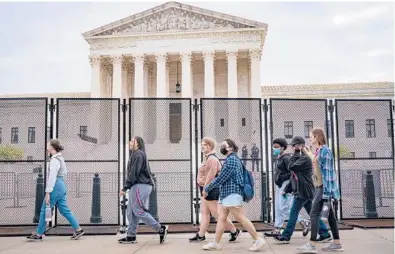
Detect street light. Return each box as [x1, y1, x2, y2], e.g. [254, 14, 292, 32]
[175, 60, 181, 93]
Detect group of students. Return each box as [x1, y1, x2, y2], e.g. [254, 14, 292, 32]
[26, 127, 342, 254]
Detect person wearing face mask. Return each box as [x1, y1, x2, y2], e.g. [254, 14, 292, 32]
[202, 139, 265, 252]
[265, 138, 309, 238]
[274, 136, 330, 245]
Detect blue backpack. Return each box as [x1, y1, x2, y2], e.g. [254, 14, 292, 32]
[234, 155, 255, 203]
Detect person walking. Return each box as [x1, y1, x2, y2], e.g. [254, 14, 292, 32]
[189, 137, 241, 242]
[202, 138, 265, 252]
[264, 138, 309, 238]
[118, 136, 168, 244]
[274, 136, 330, 244]
[297, 128, 343, 253]
[26, 139, 84, 241]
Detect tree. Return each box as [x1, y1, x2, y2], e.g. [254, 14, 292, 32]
[0, 145, 24, 160]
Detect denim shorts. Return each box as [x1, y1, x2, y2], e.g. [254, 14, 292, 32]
[219, 194, 243, 207]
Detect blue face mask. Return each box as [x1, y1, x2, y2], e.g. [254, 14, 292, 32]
[272, 148, 281, 156]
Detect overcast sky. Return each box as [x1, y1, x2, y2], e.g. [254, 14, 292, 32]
[0, 1, 393, 95]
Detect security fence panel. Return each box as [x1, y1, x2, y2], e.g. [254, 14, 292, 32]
[56, 98, 120, 226]
[269, 99, 328, 221]
[200, 98, 264, 222]
[129, 98, 193, 224]
[335, 99, 394, 219]
[0, 98, 48, 226]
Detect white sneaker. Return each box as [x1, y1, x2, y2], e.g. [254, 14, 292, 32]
[202, 242, 222, 251]
[249, 238, 266, 252]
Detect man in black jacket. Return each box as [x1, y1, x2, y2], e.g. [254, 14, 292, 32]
[118, 136, 168, 244]
[274, 136, 331, 244]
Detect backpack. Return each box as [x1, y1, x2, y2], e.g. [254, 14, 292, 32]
[233, 155, 255, 203]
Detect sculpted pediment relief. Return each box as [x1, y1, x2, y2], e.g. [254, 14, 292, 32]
[95, 7, 256, 36]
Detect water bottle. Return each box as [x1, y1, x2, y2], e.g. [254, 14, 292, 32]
[321, 201, 331, 221]
[45, 204, 52, 222]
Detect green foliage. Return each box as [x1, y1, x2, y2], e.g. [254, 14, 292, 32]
[0, 145, 24, 160]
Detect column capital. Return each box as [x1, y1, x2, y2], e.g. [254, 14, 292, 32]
[226, 50, 238, 61]
[89, 55, 101, 67]
[179, 51, 192, 61]
[111, 55, 123, 65]
[133, 54, 145, 65]
[155, 53, 168, 63]
[202, 50, 215, 61]
[249, 48, 262, 61]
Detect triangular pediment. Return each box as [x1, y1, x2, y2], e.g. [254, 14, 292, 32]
[83, 2, 267, 38]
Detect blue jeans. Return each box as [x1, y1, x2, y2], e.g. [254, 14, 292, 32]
[36, 177, 80, 235]
[282, 197, 329, 240]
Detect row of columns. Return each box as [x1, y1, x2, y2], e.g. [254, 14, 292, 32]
[89, 48, 262, 99]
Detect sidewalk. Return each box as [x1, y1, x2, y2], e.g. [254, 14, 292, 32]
[0, 228, 393, 254]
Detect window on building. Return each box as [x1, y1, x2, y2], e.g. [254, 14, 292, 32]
[11, 127, 18, 144]
[220, 118, 225, 127]
[28, 127, 36, 143]
[241, 118, 246, 127]
[27, 156, 33, 162]
[369, 152, 377, 158]
[80, 126, 88, 137]
[169, 103, 182, 143]
[304, 121, 313, 138]
[284, 121, 293, 139]
[345, 120, 355, 138]
[0, 127, 2, 144]
[366, 119, 376, 138]
[388, 119, 393, 137]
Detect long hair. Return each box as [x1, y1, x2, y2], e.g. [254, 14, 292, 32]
[311, 127, 327, 146]
[134, 136, 146, 151]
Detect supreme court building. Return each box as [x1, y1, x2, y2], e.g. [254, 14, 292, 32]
[84, 1, 267, 99]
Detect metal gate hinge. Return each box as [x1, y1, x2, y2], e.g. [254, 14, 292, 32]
[121, 104, 128, 113]
[193, 104, 200, 111]
[328, 105, 334, 113]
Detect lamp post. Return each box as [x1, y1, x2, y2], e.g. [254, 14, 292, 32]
[175, 60, 181, 93]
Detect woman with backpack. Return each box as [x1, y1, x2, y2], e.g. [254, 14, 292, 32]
[189, 137, 240, 243]
[26, 139, 84, 241]
[202, 138, 265, 252]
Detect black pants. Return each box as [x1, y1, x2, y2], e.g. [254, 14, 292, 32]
[310, 187, 340, 241]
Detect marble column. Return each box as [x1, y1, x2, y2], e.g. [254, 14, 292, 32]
[226, 50, 238, 98]
[155, 53, 169, 144]
[111, 55, 123, 98]
[89, 55, 101, 98]
[133, 54, 145, 97]
[156, 53, 167, 97]
[180, 52, 192, 98]
[249, 48, 262, 98]
[203, 51, 215, 98]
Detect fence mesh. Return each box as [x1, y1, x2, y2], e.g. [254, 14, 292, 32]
[56, 99, 120, 225]
[0, 99, 48, 226]
[336, 100, 394, 219]
[200, 99, 264, 221]
[129, 99, 193, 223]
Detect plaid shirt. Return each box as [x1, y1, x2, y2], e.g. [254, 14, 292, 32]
[205, 153, 244, 200]
[318, 145, 341, 200]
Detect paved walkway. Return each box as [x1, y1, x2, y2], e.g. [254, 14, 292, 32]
[0, 228, 393, 253]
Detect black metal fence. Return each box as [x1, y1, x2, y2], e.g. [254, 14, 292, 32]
[0, 98, 393, 227]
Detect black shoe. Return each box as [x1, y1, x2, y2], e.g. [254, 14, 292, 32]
[316, 233, 332, 243]
[189, 233, 206, 242]
[229, 229, 241, 242]
[264, 230, 281, 237]
[26, 233, 42, 242]
[118, 236, 137, 244]
[159, 225, 168, 244]
[70, 229, 85, 240]
[274, 235, 290, 244]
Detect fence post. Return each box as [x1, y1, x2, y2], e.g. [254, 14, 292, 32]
[90, 173, 102, 223]
[365, 171, 378, 218]
[149, 173, 159, 221]
[33, 173, 45, 223]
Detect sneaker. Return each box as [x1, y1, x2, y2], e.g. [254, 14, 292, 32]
[301, 221, 311, 237]
[159, 225, 168, 244]
[297, 242, 317, 253]
[322, 242, 344, 252]
[70, 229, 85, 240]
[26, 232, 42, 242]
[202, 242, 222, 251]
[118, 236, 137, 244]
[229, 229, 241, 242]
[264, 229, 281, 237]
[274, 235, 290, 244]
[249, 238, 265, 252]
[189, 233, 206, 242]
[316, 234, 333, 243]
